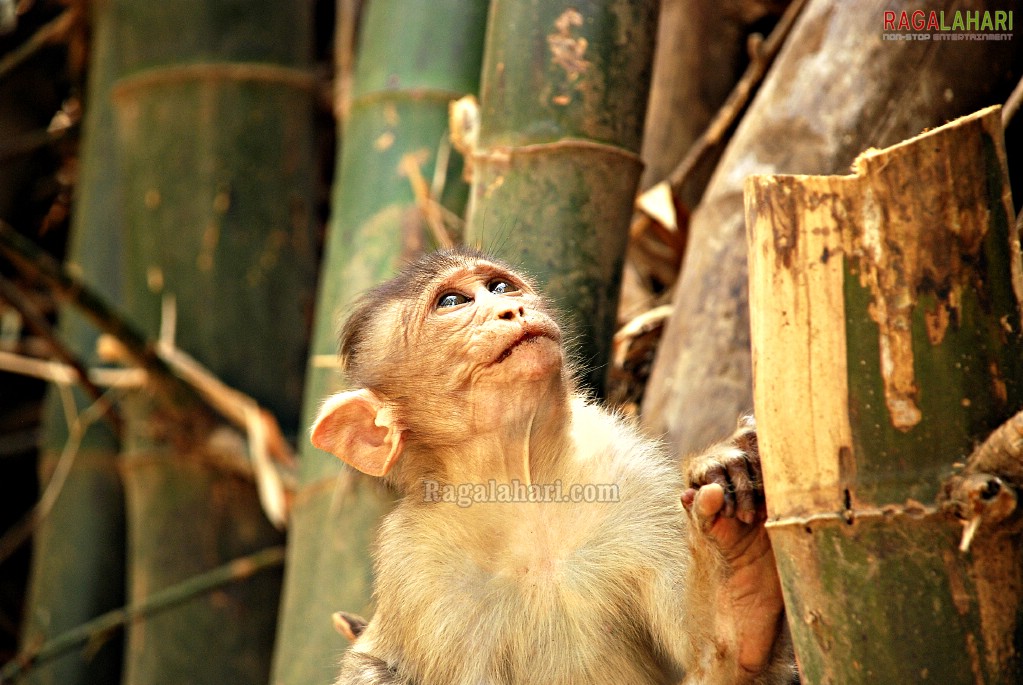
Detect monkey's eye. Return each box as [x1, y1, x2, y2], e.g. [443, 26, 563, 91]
[488, 279, 519, 295]
[437, 292, 471, 309]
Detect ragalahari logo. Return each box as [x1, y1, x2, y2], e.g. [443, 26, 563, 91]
[882, 9, 1013, 41]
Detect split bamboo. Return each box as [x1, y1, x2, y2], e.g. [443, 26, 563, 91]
[642, 0, 1023, 455]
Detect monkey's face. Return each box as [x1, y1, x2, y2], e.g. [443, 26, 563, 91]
[415, 261, 563, 390]
[335, 252, 569, 447]
[320, 251, 570, 473]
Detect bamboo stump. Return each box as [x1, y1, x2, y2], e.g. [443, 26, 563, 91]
[746, 106, 1023, 683]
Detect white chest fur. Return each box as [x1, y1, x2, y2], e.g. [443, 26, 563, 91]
[367, 457, 686, 684]
[360, 403, 688, 684]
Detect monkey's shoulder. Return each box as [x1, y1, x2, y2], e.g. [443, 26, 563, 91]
[564, 397, 681, 493]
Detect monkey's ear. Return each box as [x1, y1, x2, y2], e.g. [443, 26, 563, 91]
[310, 389, 405, 477]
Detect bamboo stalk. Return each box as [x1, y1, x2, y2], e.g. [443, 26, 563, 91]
[643, 0, 1023, 456]
[271, 2, 489, 681]
[746, 106, 1023, 683]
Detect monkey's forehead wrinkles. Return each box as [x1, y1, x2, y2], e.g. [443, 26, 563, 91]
[443, 261, 497, 277]
[444, 260, 532, 285]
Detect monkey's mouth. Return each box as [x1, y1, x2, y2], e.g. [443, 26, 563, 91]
[495, 330, 554, 364]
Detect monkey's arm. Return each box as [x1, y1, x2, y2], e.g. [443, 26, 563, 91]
[676, 418, 795, 684]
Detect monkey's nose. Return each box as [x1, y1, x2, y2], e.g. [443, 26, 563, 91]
[498, 304, 525, 320]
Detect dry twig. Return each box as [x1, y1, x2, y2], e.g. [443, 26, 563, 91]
[400, 152, 455, 249]
[1003, 75, 1023, 128]
[645, 0, 809, 203]
[0, 221, 294, 527]
[0, 383, 122, 566]
[0, 274, 119, 430]
[0, 6, 77, 81]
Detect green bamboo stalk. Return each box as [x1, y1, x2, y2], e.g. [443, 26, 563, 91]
[271, 2, 489, 682]
[747, 106, 1023, 683]
[465, 0, 659, 395]
[103, 2, 320, 684]
[18, 3, 127, 682]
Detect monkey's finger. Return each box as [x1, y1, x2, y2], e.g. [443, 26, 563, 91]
[726, 460, 757, 525]
[695, 463, 736, 519]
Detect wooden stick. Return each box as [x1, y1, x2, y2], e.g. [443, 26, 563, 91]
[1002, 75, 1023, 128]
[0, 7, 77, 81]
[0, 349, 146, 387]
[400, 153, 455, 249]
[0, 382, 121, 566]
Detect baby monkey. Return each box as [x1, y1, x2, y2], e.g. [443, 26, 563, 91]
[312, 248, 794, 684]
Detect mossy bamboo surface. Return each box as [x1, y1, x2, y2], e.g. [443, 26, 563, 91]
[104, 2, 319, 683]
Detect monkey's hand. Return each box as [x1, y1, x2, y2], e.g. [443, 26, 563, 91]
[681, 415, 765, 554]
[681, 416, 790, 682]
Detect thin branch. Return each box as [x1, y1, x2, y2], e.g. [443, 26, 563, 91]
[0, 383, 122, 566]
[0, 546, 286, 683]
[0, 349, 146, 387]
[0, 7, 77, 81]
[0, 127, 67, 162]
[661, 0, 809, 197]
[0, 221, 294, 527]
[400, 153, 455, 249]
[99, 333, 294, 528]
[0, 275, 121, 432]
[1003, 75, 1023, 129]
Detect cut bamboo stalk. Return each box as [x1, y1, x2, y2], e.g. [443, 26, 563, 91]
[643, 0, 1023, 456]
[746, 105, 1023, 683]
